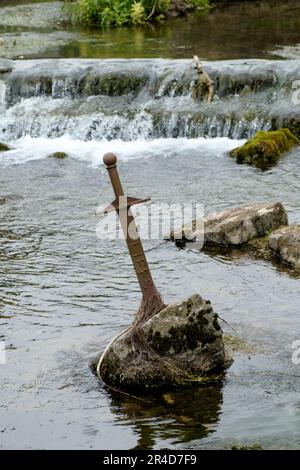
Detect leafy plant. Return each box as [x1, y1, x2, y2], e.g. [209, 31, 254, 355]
[190, 0, 211, 10]
[63, 0, 211, 29]
[131, 2, 145, 25]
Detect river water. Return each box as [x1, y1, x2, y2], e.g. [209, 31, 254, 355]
[0, 1, 300, 451]
[1, 0, 300, 60]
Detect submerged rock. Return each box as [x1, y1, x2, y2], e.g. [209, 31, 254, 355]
[168, 202, 288, 247]
[0, 59, 13, 74]
[0, 142, 10, 151]
[269, 225, 300, 270]
[229, 129, 299, 169]
[98, 294, 227, 391]
[49, 151, 68, 159]
[231, 444, 263, 450]
[223, 334, 255, 355]
[287, 118, 300, 140]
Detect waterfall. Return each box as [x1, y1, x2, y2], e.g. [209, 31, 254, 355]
[0, 58, 300, 143]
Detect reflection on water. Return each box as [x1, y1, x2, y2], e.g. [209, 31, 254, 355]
[1, 0, 300, 59]
[108, 377, 225, 449]
[59, 0, 300, 60]
[201, 244, 300, 279]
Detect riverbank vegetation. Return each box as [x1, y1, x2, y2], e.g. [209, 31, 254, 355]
[63, 0, 211, 29]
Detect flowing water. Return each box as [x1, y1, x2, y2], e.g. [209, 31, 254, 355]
[1, 58, 300, 144]
[1, 57, 300, 449]
[0, 1, 300, 451]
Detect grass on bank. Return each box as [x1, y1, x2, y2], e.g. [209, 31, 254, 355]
[63, 0, 211, 29]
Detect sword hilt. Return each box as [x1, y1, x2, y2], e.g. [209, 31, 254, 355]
[102, 153, 150, 216]
[101, 152, 165, 314]
[103, 152, 117, 168]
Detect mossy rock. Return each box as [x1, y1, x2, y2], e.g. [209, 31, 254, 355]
[49, 152, 68, 159]
[288, 118, 300, 139]
[79, 72, 148, 97]
[98, 294, 227, 391]
[0, 142, 10, 152]
[229, 128, 299, 169]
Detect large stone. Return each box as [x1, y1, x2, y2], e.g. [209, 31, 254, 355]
[98, 294, 226, 391]
[168, 202, 288, 247]
[229, 129, 299, 169]
[269, 225, 300, 269]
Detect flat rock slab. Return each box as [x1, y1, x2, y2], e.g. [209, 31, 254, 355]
[269, 225, 300, 269]
[168, 202, 288, 247]
[98, 294, 226, 391]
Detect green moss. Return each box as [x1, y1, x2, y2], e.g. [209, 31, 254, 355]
[147, 310, 216, 356]
[49, 152, 68, 159]
[0, 142, 10, 152]
[80, 72, 148, 97]
[230, 128, 299, 169]
[288, 118, 300, 139]
[246, 230, 273, 258]
[243, 109, 257, 121]
[231, 444, 263, 450]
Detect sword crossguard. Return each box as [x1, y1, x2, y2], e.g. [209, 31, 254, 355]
[101, 196, 150, 216]
[100, 153, 150, 216]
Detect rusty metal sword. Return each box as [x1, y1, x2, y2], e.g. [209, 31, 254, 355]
[102, 153, 165, 323]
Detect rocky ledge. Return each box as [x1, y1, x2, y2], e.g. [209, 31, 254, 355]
[167, 202, 300, 272]
[97, 294, 227, 391]
[167, 202, 288, 247]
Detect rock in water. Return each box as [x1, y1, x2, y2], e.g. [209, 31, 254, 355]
[288, 118, 300, 140]
[168, 202, 288, 247]
[229, 129, 299, 169]
[98, 294, 226, 391]
[0, 59, 13, 74]
[49, 151, 68, 159]
[0, 142, 10, 152]
[269, 225, 300, 270]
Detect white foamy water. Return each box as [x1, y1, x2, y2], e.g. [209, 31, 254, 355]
[0, 136, 245, 167]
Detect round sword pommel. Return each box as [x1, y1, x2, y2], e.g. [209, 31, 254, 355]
[103, 153, 117, 167]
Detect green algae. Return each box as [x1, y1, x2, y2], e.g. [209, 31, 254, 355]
[231, 444, 263, 450]
[49, 151, 68, 159]
[230, 128, 299, 169]
[79, 72, 148, 97]
[0, 142, 10, 151]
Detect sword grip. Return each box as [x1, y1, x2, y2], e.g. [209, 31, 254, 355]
[103, 153, 124, 198]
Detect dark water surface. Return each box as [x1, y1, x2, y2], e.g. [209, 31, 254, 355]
[1, 0, 300, 60]
[1, 142, 300, 449]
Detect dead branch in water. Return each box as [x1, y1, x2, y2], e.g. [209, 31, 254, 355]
[192, 55, 214, 103]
